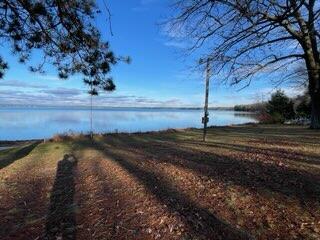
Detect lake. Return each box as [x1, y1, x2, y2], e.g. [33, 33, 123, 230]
[0, 107, 257, 140]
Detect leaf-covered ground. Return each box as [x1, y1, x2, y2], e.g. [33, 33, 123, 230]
[0, 124, 319, 239]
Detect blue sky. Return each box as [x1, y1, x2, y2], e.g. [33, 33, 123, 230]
[0, 0, 300, 107]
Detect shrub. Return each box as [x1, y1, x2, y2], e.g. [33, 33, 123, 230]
[257, 111, 285, 124]
[256, 112, 274, 123]
[51, 132, 86, 142]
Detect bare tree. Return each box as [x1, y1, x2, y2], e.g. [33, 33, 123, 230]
[167, 0, 320, 128]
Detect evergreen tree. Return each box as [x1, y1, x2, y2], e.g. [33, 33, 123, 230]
[267, 90, 295, 123]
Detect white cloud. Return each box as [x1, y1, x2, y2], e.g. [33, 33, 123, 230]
[132, 0, 159, 12]
[0, 87, 193, 108]
[0, 80, 48, 89]
[246, 86, 302, 102]
[37, 75, 61, 81]
[41, 87, 83, 96]
[36, 74, 80, 82]
[163, 40, 186, 49]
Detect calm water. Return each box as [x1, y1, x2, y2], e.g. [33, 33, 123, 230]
[0, 107, 256, 140]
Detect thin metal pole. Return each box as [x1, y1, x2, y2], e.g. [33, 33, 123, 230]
[203, 59, 210, 142]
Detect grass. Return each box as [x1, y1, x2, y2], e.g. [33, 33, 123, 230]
[0, 142, 40, 169]
[0, 124, 319, 239]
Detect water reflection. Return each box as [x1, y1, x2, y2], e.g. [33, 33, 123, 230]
[0, 108, 256, 140]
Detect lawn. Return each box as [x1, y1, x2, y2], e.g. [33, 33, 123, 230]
[0, 124, 319, 239]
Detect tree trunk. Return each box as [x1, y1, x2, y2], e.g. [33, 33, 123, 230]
[310, 90, 320, 129]
[306, 53, 320, 129]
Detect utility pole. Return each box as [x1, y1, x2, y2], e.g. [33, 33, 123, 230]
[202, 58, 211, 142]
[90, 83, 93, 140]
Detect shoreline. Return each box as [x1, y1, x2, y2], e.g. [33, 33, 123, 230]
[1, 122, 312, 144]
[1, 122, 258, 143]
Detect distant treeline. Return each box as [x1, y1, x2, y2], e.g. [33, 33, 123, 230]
[234, 103, 266, 112]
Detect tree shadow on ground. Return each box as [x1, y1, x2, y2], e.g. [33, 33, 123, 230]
[0, 142, 40, 169]
[209, 126, 320, 144]
[89, 140, 252, 240]
[105, 135, 320, 204]
[160, 125, 320, 145]
[183, 140, 320, 166]
[122, 132, 320, 166]
[45, 154, 77, 240]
